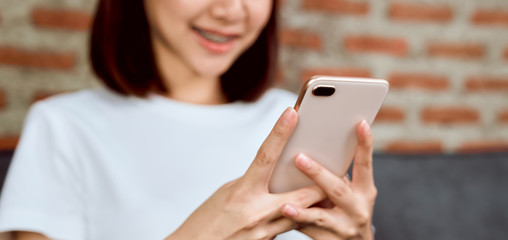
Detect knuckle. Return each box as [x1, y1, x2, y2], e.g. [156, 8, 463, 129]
[355, 210, 370, 227]
[343, 226, 360, 238]
[369, 186, 378, 201]
[368, 132, 374, 143]
[314, 211, 328, 228]
[365, 133, 374, 145]
[331, 181, 348, 198]
[356, 157, 373, 169]
[251, 229, 269, 240]
[272, 125, 287, 139]
[359, 140, 374, 154]
[362, 185, 378, 202]
[255, 149, 273, 167]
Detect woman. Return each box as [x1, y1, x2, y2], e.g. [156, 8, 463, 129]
[0, 0, 377, 239]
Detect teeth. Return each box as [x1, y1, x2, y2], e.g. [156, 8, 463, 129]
[193, 26, 234, 44]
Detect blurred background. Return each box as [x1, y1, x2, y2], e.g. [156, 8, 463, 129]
[0, 0, 508, 154]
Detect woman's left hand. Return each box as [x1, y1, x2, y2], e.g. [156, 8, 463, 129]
[280, 120, 377, 240]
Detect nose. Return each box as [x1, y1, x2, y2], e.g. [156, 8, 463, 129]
[210, 0, 247, 23]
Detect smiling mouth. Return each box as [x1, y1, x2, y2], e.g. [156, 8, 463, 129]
[192, 26, 238, 44]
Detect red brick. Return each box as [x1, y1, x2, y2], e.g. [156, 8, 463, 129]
[0, 136, 19, 151]
[0, 46, 75, 70]
[498, 110, 508, 123]
[303, 0, 369, 15]
[465, 76, 508, 91]
[375, 107, 405, 123]
[385, 141, 444, 154]
[344, 35, 409, 57]
[457, 141, 508, 154]
[471, 9, 508, 27]
[32, 8, 92, 31]
[301, 67, 371, 83]
[388, 73, 449, 91]
[421, 106, 479, 124]
[389, 2, 453, 22]
[427, 42, 484, 59]
[279, 29, 322, 50]
[0, 90, 5, 109]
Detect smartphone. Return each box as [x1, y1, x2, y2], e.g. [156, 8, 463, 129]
[269, 75, 389, 193]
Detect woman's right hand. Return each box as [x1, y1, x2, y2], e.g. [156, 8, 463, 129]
[166, 108, 326, 240]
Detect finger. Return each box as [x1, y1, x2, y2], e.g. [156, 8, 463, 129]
[298, 226, 338, 240]
[313, 199, 335, 209]
[232, 218, 296, 240]
[281, 204, 339, 232]
[342, 175, 351, 186]
[262, 218, 297, 238]
[263, 185, 325, 221]
[351, 120, 376, 195]
[278, 185, 327, 208]
[283, 204, 359, 239]
[243, 107, 297, 188]
[294, 153, 356, 211]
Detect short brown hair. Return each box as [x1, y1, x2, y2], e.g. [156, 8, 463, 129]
[90, 0, 278, 102]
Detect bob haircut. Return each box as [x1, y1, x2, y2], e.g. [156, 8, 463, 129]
[90, 0, 278, 102]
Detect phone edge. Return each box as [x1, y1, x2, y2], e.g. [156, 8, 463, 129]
[294, 75, 390, 112]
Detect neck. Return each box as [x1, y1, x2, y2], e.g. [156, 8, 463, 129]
[152, 37, 227, 105]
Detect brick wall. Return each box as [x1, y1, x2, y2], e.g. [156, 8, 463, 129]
[279, 0, 508, 153]
[0, 0, 97, 150]
[1, 0, 507, 154]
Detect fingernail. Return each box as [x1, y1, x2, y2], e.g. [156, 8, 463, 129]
[283, 204, 298, 217]
[281, 107, 294, 126]
[296, 153, 312, 169]
[361, 120, 371, 136]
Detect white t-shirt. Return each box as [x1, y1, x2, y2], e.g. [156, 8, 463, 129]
[0, 88, 311, 239]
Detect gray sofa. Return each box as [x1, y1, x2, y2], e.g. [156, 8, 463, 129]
[1, 150, 507, 239]
[372, 152, 508, 240]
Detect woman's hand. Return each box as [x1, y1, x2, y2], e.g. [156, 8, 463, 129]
[166, 108, 326, 240]
[281, 120, 377, 240]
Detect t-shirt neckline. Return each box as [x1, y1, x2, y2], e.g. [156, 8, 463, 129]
[119, 90, 275, 127]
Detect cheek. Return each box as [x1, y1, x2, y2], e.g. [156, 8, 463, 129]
[144, 0, 198, 34]
[145, 0, 178, 36]
[246, 0, 273, 33]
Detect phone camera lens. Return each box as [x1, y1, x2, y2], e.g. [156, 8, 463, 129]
[312, 86, 335, 96]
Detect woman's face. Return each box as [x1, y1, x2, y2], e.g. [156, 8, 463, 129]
[144, 0, 273, 78]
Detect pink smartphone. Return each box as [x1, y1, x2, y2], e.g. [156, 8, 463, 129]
[269, 76, 389, 193]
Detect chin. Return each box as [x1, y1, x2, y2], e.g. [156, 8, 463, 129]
[193, 58, 236, 78]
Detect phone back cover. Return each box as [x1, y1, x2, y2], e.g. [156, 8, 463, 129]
[269, 77, 389, 193]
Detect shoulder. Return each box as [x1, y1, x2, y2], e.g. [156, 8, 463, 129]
[258, 88, 297, 108]
[239, 88, 297, 127]
[30, 88, 130, 120]
[39, 88, 126, 110]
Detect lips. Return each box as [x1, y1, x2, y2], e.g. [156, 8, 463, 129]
[191, 25, 241, 53]
[191, 26, 239, 44]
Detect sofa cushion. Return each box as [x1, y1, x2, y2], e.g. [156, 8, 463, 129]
[1, 150, 507, 239]
[0, 150, 13, 197]
[372, 152, 508, 240]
